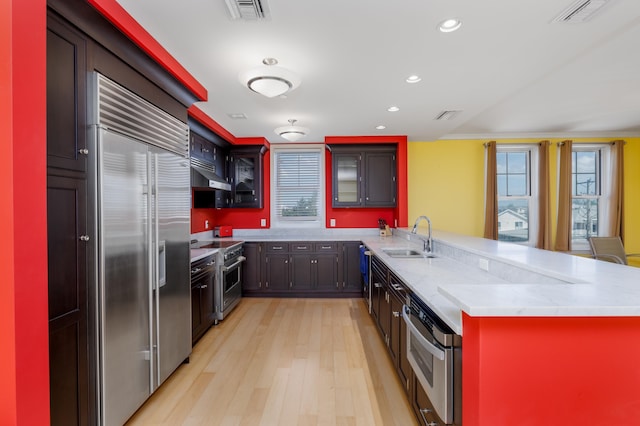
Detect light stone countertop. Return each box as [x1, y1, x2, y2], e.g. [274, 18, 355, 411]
[363, 229, 640, 334]
[191, 227, 640, 335]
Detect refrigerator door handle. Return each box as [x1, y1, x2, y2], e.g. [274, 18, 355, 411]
[158, 240, 166, 288]
[147, 151, 155, 393]
[153, 152, 161, 391]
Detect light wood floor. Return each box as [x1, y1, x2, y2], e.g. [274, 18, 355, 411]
[126, 298, 418, 426]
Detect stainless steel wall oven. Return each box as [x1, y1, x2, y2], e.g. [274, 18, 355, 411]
[403, 294, 462, 425]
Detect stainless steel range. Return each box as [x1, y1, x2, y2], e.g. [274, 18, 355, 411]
[198, 241, 245, 322]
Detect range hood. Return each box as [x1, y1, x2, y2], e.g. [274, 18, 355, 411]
[191, 157, 231, 191]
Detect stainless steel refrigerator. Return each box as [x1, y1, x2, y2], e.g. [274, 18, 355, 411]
[89, 74, 191, 426]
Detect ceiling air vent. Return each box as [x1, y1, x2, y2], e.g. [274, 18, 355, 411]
[434, 110, 462, 121]
[224, 0, 270, 20]
[552, 0, 613, 24]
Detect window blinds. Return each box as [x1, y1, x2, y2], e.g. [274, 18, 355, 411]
[274, 151, 321, 220]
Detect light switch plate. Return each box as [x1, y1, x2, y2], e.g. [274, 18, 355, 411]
[330, 218, 336, 227]
[260, 218, 267, 227]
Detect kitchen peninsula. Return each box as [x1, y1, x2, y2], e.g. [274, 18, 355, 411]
[363, 228, 640, 426]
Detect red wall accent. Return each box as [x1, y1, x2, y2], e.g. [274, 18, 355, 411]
[325, 135, 408, 228]
[462, 314, 640, 425]
[191, 135, 409, 232]
[324, 149, 398, 228]
[89, 0, 207, 101]
[191, 150, 272, 233]
[1, 0, 50, 424]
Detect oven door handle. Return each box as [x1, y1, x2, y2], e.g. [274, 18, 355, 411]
[221, 256, 246, 272]
[402, 305, 445, 361]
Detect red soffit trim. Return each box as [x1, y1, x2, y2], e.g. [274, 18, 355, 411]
[88, 0, 208, 102]
[234, 137, 270, 149]
[188, 105, 236, 144]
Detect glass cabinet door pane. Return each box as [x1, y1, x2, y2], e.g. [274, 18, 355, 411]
[336, 155, 359, 203]
[234, 157, 255, 203]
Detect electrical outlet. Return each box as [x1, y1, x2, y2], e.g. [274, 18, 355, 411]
[479, 258, 489, 271]
[205, 220, 209, 229]
[330, 218, 336, 227]
[260, 218, 267, 227]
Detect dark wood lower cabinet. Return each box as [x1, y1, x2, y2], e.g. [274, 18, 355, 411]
[368, 255, 428, 424]
[47, 175, 90, 426]
[242, 241, 361, 297]
[412, 374, 444, 426]
[191, 255, 216, 344]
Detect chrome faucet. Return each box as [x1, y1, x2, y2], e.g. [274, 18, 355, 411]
[412, 215, 433, 253]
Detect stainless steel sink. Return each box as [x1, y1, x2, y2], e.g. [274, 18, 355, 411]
[382, 248, 438, 259]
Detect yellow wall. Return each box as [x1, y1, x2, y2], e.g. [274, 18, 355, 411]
[408, 137, 640, 263]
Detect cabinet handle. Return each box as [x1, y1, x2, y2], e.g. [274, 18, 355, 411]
[206, 261, 215, 266]
[79, 235, 90, 242]
[391, 283, 405, 292]
[392, 311, 400, 318]
[285, 260, 288, 264]
[201, 285, 208, 289]
[374, 282, 382, 288]
[202, 148, 210, 153]
[297, 246, 307, 250]
[419, 408, 433, 425]
[191, 267, 202, 274]
[320, 245, 331, 249]
[272, 246, 283, 250]
[78, 148, 89, 155]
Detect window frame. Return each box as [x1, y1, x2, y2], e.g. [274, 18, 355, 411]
[495, 144, 540, 247]
[570, 143, 611, 251]
[270, 144, 326, 229]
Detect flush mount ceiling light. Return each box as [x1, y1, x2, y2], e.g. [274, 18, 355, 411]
[239, 58, 301, 98]
[406, 75, 422, 84]
[274, 119, 310, 142]
[376, 125, 386, 130]
[387, 106, 400, 112]
[438, 18, 462, 33]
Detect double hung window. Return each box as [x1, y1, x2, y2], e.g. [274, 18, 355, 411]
[496, 145, 539, 246]
[570, 145, 610, 250]
[271, 145, 325, 228]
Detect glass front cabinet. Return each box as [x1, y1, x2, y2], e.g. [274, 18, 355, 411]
[227, 145, 267, 208]
[330, 145, 397, 208]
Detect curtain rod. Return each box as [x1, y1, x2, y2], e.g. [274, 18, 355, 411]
[557, 140, 626, 146]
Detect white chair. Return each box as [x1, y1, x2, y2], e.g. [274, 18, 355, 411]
[588, 236, 640, 265]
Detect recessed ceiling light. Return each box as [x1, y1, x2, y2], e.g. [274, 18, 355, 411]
[438, 18, 462, 33]
[376, 125, 386, 130]
[406, 75, 422, 84]
[387, 106, 400, 112]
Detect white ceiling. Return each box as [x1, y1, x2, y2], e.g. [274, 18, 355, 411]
[116, 0, 640, 143]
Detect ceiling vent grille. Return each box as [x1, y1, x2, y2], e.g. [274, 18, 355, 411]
[434, 110, 462, 121]
[224, 0, 270, 20]
[552, 0, 613, 23]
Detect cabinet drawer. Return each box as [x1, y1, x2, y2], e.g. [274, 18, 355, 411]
[291, 243, 312, 252]
[315, 242, 337, 252]
[266, 243, 289, 253]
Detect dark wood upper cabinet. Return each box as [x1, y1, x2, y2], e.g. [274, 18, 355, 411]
[227, 145, 266, 208]
[47, 17, 87, 174]
[190, 132, 218, 164]
[330, 145, 397, 208]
